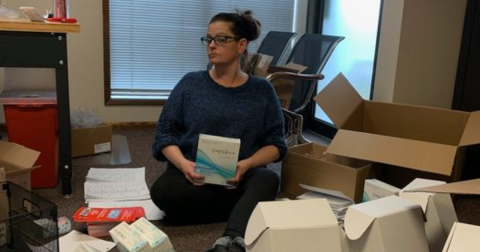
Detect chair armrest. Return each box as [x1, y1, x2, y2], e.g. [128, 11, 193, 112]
[266, 72, 324, 82]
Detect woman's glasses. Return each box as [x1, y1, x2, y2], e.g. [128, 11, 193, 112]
[200, 36, 238, 46]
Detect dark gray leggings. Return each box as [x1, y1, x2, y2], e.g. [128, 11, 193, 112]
[150, 165, 280, 238]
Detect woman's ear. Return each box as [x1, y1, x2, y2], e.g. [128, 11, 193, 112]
[238, 38, 248, 54]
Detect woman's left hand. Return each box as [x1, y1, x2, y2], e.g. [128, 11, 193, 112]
[226, 159, 253, 188]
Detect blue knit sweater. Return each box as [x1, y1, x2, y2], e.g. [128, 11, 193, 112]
[152, 71, 287, 167]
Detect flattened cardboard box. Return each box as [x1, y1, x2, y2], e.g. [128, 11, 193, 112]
[281, 143, 371, 203]
[400, 178, 457, 252]
[315, 73, 480, 181]
[0, 141, 40, 190]
[442, 222, 480, 252]
[245, 199, 349, 252]
[71, 124, 112, 158]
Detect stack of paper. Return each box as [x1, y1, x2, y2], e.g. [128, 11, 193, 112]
[297, 184, 354, 228]
[84, 167, 150, 202]
[84, 167, 164, 225]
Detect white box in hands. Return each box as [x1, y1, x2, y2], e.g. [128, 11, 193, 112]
[195, 134, 240, 186]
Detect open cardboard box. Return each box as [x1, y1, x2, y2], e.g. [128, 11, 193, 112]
[245, 199, 349, 252]
[281, 143, 371, 203]
[442, 222, 480, 252]
[314, 73, 480, 182]
[0, 140, 40, 190]
[71, 123, 112, 158]
[344, 195, 429, 252]
[399, 178, 458, 252]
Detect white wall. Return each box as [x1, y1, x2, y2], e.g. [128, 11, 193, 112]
[374, 0, 467, 108]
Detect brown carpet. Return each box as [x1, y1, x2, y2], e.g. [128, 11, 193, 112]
[31, 125, 480, 252]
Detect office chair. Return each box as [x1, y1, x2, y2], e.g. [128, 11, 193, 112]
[253, 31, 297, 67]
[266, 34, 345, 147]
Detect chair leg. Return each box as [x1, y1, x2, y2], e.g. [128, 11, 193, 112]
[284, 110, 311, 147]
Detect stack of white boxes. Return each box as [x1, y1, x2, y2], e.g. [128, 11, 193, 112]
[109, 218, 175, 252]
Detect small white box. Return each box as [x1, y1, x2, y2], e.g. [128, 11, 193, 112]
[400, 178, 458, 252]
[130, 217, 175, 252]
[362, 178, 400, 202]
[109, 222, 152, 252]
[344, 196, 429, 252]
[442, 222, 480, 252]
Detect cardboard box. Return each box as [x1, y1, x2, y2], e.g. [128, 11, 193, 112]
[344, 195, 429, 252]
[245, 199, 349, 252]
[109, 222, 152, 252]
[362, 178, 400, 202]
[265, 62, 308, 109]
[130, 217, 175, 252]
[442, 222, 480, 252]
[71, 124, 112, 158]
[245, 53, 273, 76]
[405, 178, 480, 195]
[0, 141, 40, 190]
[281, 143, 371, 203]
[400, 178, 458, 252]
[314, 73, 480, 181]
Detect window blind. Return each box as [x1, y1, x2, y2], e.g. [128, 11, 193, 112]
[108, 0, 294, 100]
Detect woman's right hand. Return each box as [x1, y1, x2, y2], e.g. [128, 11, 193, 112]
[179, 159, 205, 185]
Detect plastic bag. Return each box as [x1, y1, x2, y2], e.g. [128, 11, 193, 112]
[71, 108, 104, 129]
[0, 5, 20, 19]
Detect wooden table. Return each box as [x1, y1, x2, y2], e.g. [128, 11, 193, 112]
[0, 18, 80, 196]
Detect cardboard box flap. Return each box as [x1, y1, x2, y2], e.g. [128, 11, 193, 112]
[443, 222, 480, 252]
[345, 196, 422, 240]
[405, 178, 480, 195]
[300, 184, 354, 203]
[268, 62, 308, 74]
[244, 199, 336, 245]
[400, 178, 446, 212]
[327, 130, 458, 176]
[0, 141, 40, 172]
[0, 167, 5, 182]
[459, 111, 480, 146]
[314, 73, 364, 129]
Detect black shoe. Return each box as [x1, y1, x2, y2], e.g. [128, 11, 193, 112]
[205, 244, 230, 252]
[205, 244, 245, 252]
[229, 237, 246, 252]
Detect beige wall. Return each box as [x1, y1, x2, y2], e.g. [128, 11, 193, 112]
[1, 0, 468, 124]
[374, 0, 467, 108]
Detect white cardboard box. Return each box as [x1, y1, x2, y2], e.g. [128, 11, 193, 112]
[245, 199, 349, 252]
[362, 178, 400, 202]
[130, 217, 175, 252]
[442, 222, 480, 252]
[344, 195, 429, 252]
[400, 178, 458, 252]
[109, 222, 152, 252]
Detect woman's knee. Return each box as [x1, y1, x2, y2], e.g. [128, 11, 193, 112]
[244, 167, 280, 191]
